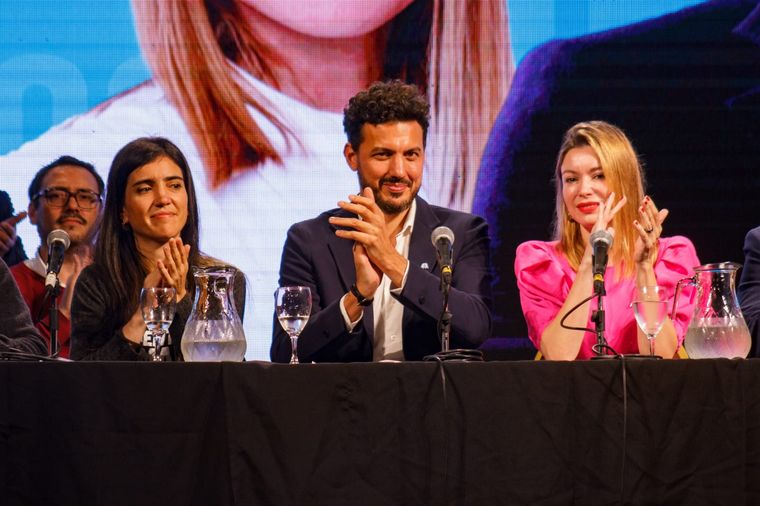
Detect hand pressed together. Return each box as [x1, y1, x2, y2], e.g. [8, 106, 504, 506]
[329, 187, 408, 293]
[143, 237, 191, 301]
[633, 195, 669, 266]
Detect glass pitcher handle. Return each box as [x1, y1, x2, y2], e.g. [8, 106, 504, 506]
[671, 276, 696, 321]
[213, 277, 232, 312]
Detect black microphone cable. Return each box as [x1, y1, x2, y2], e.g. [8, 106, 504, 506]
[559, 295, 637, 503]
[558, 291, 633, 503]
[0, 350, 58, 361]
[618, 354, 630, 505]
[559, 292, 620, 357]
[424, 286, 484, 363]
[0, 340, 58, 361]
[424, 355, 471, 504]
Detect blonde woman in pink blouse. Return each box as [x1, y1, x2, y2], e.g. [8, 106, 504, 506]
[515, 121, 699, 360]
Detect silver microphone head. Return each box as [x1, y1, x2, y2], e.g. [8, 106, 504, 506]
[431, 226, 455, 246]
[589, 229, 613, 248]
[47, 229, 71, 250]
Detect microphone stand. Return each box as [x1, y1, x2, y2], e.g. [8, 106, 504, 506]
[590, 273, 659, 360]
[439, 280, 452, 353]
[424, 268, 483, 362]
[590, 278, 610, 358]
[46, 281, 61, 358]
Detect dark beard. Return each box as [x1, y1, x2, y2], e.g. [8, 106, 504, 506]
[358, 174, 417, 215]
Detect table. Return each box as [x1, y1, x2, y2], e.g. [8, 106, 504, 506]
[2, 359, 760, 505]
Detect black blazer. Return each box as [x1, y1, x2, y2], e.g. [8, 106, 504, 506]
[473, 0, 760, 340]
[271, 197, 493, 363]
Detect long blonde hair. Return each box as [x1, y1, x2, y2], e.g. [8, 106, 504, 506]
[553, 121, 646, 277]
[131, 0, 512, 210]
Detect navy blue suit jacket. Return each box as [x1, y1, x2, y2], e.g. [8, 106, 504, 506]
[473, 0, 760, 342]
[271, 197, 493, 363]
[739, 226, 760, 356]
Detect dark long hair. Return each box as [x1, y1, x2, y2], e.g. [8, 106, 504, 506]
[95, 137, 202, 326]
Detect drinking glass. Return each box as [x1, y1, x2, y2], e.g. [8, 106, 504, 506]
[632, 285, 668, 357]
[140, 287, 177, 361]
[275, 286, 312, 364]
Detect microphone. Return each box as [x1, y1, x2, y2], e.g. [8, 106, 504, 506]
[45, 229, 71, 290]
[431, 226, 455, 285]
[590, 229, 613, 293]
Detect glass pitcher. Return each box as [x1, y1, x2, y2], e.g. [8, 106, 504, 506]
[671, 262, 751, 359]
[181, 266, 246, 362]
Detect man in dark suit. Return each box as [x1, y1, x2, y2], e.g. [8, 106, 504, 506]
[739, 226, 760, 356]
[271, 81, 492, 363]
[473, 0, 760, 347]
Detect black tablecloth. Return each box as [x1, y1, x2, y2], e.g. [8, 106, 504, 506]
[2, 359, 760, 505]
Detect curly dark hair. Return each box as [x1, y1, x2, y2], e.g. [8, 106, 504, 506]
[343, 80, 430, 150]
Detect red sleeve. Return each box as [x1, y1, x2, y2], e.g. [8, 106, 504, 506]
[9, 263, 39, 312]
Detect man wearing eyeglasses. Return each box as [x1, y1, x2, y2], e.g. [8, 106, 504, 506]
[10, 156, 104, 358]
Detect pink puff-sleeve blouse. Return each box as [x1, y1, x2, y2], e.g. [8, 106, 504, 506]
[515, 236, 700, 359]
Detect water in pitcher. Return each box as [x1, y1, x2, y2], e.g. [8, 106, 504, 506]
[672, 262, 751, 359]
[181, 266, 247, 362]
[684, 318, 752, 359]
[181, 320, 246, 362]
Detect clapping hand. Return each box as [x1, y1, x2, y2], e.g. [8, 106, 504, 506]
[583, 192, 627, 263]
[0, 212, 26, 256]
[590, 192, 627, 237]
[633, 196, 669, 265]
[143, 237, 190, 301]
[330, 187, 404, 292]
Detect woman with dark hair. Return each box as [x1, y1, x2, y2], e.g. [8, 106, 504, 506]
[70, 137, 245, 361]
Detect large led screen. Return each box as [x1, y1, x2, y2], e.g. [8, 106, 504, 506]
[3, 0, 758, 360]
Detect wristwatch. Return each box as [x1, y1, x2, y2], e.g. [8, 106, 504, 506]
[350, 284, 373, 306]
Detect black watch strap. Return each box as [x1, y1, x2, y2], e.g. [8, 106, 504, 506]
[350, 284, 373, 306]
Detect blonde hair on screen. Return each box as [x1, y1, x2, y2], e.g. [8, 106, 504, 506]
[131, 0, 512, 210]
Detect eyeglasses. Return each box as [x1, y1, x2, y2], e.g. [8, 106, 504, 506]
[33, 188, 102, 210]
